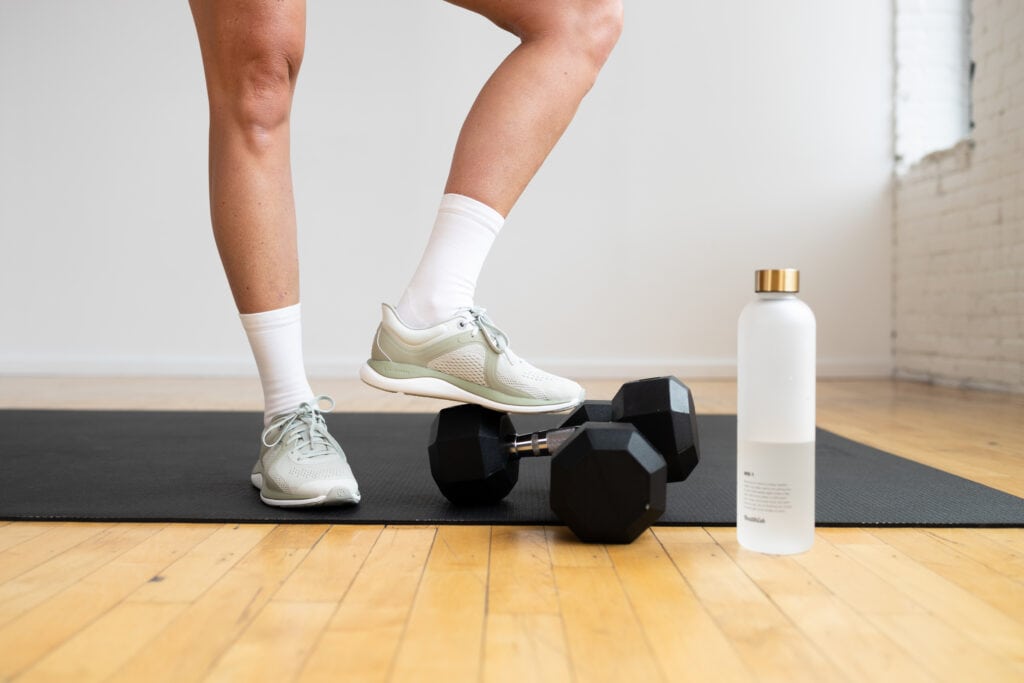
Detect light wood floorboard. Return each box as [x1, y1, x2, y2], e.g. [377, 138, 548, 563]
[0, 377, 1022, 681]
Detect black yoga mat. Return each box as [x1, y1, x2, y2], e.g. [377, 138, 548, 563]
[1, 410, 1022, 526]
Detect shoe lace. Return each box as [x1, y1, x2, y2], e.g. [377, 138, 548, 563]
[261, 396, 336, 460]
[457, 306, 508, 354]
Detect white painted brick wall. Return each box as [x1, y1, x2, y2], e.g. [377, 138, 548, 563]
[894, 0, 1024, 392]
[895, 0, 972, 171]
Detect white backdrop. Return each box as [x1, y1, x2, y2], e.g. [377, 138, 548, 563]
[0, 1, 894, 379]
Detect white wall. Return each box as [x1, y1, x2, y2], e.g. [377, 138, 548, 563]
[0, 1, 894, 380]
[894, 0, 1024, 392]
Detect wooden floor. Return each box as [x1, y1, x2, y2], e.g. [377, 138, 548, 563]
[0, 377, 1023, 682]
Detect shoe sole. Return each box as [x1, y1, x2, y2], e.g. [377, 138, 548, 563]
[359, 362, 582, 414]
[251, 473, 361, 507]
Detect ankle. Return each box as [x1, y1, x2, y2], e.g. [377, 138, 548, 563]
[396, 194, 504, 329]
[239, 303, 315, 427]
[263, 386, 316, 426]
[396, 291, 465, 329]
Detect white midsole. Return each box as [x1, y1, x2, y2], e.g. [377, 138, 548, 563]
[250, 473, 360, 507]
[359, 363, 581, 414]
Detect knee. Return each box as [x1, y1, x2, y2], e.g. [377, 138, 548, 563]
[206, 42, 303, 152]
[579, 0, 624, 70]
[519, 0, 624, 74]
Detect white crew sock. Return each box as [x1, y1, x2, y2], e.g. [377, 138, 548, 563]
[396, 193, 505, 328]
[239, 303, 316, 426]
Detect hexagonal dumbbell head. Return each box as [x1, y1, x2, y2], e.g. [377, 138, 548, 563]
[559, 400, 614, 428]
[549, 423, 667, 544]
[611, 376, 700, 482]
[428, 404, 520, 505]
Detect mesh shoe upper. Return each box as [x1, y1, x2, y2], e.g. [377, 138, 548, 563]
[368, 304, 583, 406]
[253, 397, 360, 504]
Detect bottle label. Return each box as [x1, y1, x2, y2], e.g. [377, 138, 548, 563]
[741, 479, 794, 519]
[737, 440, 815, 530]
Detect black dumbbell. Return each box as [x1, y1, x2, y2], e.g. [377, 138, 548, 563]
[547, 422, 668, 543]
[427, 403, 522, 506]
[425, 398, 617, 506]
[428, 405, 666, 542]
[428, 377, 698, 504]
[610, 376, 700, 482]
[555, 376, 699, 482]
[427, 377, 700, 542]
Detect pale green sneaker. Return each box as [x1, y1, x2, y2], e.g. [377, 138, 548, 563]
[250, 397, 361, 507]
[359, 304, 585, 413]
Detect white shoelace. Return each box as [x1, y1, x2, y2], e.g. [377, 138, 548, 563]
[457, 307, 509, 354]
[261, 396, 336, 460]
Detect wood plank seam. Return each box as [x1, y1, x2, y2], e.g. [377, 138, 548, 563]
[654, 527, 846, 681]
[476, 525, 494, 683]
[706, 527, 932, 682]
[0, 524, 219, 679]
[802, 531, 1024, 680]
[99, 524, 323, 683]
[285, 524, 389, 680]
[382, 525, 438, 682]
[608, 531, 689, 682]
[0, 524, 112, 587]
[196, 524, 332, 681]
[647, 527, 756, 680]
[543, 526, 579, 683]
[0, 525, 162, 632]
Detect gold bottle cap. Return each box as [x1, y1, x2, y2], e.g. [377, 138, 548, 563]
[755, 269, 799, 293]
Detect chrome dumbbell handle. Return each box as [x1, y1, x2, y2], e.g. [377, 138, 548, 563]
[506, 427, 580, 458]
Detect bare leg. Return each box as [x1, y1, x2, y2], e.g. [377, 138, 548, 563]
[188, 1, 359, 508]
[371, 1, 620, 409]
[189, 1, 318, 426]
[188, 0, 306, 314]
[392, 0, 623, 324]
[444, 0, 624, 215]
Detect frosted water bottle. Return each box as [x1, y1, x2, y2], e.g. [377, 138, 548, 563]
[737, 269, 816, 554]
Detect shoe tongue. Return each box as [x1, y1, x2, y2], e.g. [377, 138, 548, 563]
[466, 311, 507, 353]
[287, 417, 331, 457]
[303, 425, 334, 458]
